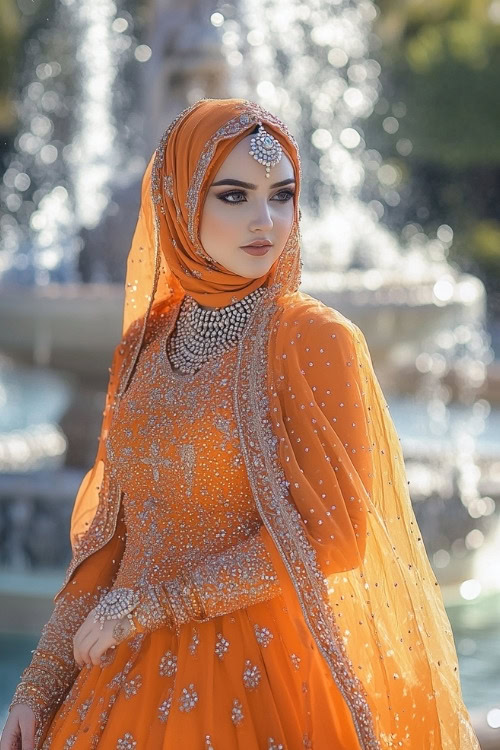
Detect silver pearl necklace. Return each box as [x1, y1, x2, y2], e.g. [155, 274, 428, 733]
[167, 286, 267, 375]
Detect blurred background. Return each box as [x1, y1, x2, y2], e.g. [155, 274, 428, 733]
[0, 0, 499, 745]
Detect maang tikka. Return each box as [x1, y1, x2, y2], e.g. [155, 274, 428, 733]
[249, 124, 283, 177]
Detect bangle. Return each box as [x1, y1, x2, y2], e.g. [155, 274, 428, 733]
[94, 587, 140, 630]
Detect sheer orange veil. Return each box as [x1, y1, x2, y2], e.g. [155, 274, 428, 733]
[59, 98, 478, 749]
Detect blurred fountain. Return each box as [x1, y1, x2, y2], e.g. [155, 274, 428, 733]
[0, 0, 146, 473]
[0, 0, 142, 285]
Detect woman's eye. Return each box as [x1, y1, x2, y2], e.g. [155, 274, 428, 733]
[217, 191, 246, 204]
[272, 189, 295, 202]
[216, 188, 294, 205]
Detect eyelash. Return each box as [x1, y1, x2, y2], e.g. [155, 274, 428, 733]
[216, 189, 295, 205]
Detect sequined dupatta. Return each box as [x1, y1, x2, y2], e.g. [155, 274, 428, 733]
[234, 290, 479, 749]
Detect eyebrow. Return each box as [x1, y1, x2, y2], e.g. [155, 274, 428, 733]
[210, 178, 296, 189]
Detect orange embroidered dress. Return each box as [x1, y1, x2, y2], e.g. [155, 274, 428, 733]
[29, 307, 362, 749]
[8, 98, 480, 750]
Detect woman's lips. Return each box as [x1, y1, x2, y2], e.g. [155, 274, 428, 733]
[240, 242, 273, 256]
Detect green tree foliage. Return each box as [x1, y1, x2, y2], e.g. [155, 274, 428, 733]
[0, 0, 55, 135]
[374, 0, 500, 165]
[371, 0, 500, 310]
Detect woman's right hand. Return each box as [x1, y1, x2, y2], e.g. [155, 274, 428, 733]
[0, 704, 35, 750]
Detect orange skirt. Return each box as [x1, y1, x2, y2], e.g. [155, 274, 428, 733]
[40, 589, 362, 749]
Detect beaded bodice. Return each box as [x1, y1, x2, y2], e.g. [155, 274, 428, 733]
[106, 305, 262, 590]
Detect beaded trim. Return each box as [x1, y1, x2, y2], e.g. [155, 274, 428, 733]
[151, 101, 202, 215]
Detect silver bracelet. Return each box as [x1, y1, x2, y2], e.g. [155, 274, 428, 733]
[94, 587, 140, 630]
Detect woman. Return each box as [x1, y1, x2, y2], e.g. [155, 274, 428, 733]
[2, 98, 479, 749]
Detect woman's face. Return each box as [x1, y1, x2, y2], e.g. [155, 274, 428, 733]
[199, 133, 296, 279]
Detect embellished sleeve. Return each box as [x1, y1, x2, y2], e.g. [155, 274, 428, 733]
[8, 495, 126, 733]
[122, 525, 281, 636]
[273, 307, 373, 575]
[303, 314, 372, 564]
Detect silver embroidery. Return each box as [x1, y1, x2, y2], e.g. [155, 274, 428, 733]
[76, 691, 94, 722]
[242, 659, 261, 689]
[159, 650, 177, 677]
[116, 732, 137, 749]
[140, 442, 172, 482]
[179, 683, 199, 712]
[179, 443, 196, 498]
[231, 698, 244, 726]
[164, 174, 174, 199]
[158, 688, 173, 723]
[254, 623, 274, 647]
[188, 626, 200, 655]
[215, 632, 230, 659]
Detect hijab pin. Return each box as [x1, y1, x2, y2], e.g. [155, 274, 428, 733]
[249, 124, 283, 178]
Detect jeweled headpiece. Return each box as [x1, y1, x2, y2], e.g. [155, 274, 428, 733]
[248, 123, 283, 178]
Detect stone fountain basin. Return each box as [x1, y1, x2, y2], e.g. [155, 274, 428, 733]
[0, 358, 71, 472]
[0, 283, 124, 380]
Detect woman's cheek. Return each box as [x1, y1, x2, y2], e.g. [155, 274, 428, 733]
[201, 204, 227, 246]
[275, 205, 294, 242]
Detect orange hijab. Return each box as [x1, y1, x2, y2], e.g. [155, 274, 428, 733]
[56, 98, 479, 749]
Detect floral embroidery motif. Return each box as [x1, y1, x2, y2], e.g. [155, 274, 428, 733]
[159, 650, 177, 677]
[128, 633, 145, 652]
[158, 688, 173, 723]
[215, 632, 230, 659]
[123, 674, 143, 699]
[76, 691, 94, 722]
[290, 653, 301, 670]
[106, 658, 135, 691]
[116, 732, 137, 749]
[254, 623, 274, 648]
[140, 442, 172, 482]
[231, 698, 244, 726]
[179, 683, 199, 712]
[242, 659, 261, 690]
[269, 740, 284, 750]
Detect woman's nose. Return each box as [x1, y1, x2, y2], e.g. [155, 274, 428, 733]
[248, 202, 273, 232]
